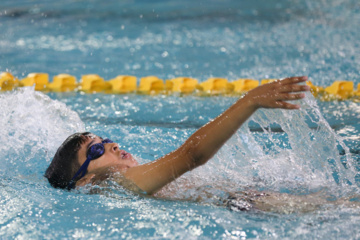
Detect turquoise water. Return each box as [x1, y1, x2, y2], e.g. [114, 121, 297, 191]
[1, 0, 360, 239]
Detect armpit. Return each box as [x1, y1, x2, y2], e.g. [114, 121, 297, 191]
[109, 172, 147, 195]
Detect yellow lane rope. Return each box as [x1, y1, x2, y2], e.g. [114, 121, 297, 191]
[1, 72, 359, 101]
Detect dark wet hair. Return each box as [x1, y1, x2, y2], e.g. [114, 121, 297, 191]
[45, 132, 92, 189]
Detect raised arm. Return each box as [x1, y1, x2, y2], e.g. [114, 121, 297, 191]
[123, 76, 310, 194]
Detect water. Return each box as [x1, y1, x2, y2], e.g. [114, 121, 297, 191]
[1, 0, 360, 239]
[1, 0, 359, 85]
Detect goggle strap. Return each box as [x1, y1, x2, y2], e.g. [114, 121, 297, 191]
[67, 157, 92, 189]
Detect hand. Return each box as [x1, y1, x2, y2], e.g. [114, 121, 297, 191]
[244, 76, 310, 110]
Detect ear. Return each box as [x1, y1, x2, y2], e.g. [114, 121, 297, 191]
[75, 173, 96, 187]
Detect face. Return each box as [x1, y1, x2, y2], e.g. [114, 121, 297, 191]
[77, 135, 139, 173]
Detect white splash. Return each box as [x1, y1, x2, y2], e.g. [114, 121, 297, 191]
[0, 88, 85, 177]
[211, 92, 356, 195]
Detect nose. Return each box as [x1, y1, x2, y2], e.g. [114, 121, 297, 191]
[106, 142, 119, 153]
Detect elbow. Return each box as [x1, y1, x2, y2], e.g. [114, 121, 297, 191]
[183, 140, 213, 169]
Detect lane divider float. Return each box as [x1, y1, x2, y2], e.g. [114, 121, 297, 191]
[0, 72, 359, 101]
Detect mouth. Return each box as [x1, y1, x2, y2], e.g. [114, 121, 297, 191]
[120, 150, 132, 160]
[119, 150, 138, 166]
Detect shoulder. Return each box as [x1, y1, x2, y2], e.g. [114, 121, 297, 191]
[75, 165, 145, 194]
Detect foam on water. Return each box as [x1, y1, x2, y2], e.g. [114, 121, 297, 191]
[0, 88, 84, 178]
[212, 92, 356, 195]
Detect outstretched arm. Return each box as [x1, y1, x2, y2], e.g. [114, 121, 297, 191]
[123, 76, 310, 194]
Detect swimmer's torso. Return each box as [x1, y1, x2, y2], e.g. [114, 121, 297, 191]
[77, 168, 359, 214]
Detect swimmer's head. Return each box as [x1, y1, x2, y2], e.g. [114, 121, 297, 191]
[75, 135, 138, 176]
[45, 132, 92, 189]
[45, 132, 139, 189]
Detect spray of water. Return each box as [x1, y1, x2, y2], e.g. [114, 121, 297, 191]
[204, 92, 357, 196]
[0, 88, 85, 178]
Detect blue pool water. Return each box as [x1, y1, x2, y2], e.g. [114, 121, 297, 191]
[1, 0, 360, 239]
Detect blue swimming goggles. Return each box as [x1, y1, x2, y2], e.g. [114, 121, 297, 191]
[67, 138, 113, 189]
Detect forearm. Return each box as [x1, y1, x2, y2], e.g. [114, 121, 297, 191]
[122, 99, 255, 194]
[183, 95, 257, 167]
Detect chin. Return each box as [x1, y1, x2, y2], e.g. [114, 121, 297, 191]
[129, 160, 139, 167]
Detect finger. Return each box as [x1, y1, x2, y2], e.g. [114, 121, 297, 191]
[280, 93, 305, 101]
[276, 92, 306, 101]
[274, 101, 301, 109]
[278, 84, 310, 93]
[279, 76, 308, 85]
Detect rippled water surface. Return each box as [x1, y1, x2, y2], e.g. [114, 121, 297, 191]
[1, 0, 360, 239]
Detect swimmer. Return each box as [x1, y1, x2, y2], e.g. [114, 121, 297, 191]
[46, 76, 354, 213]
